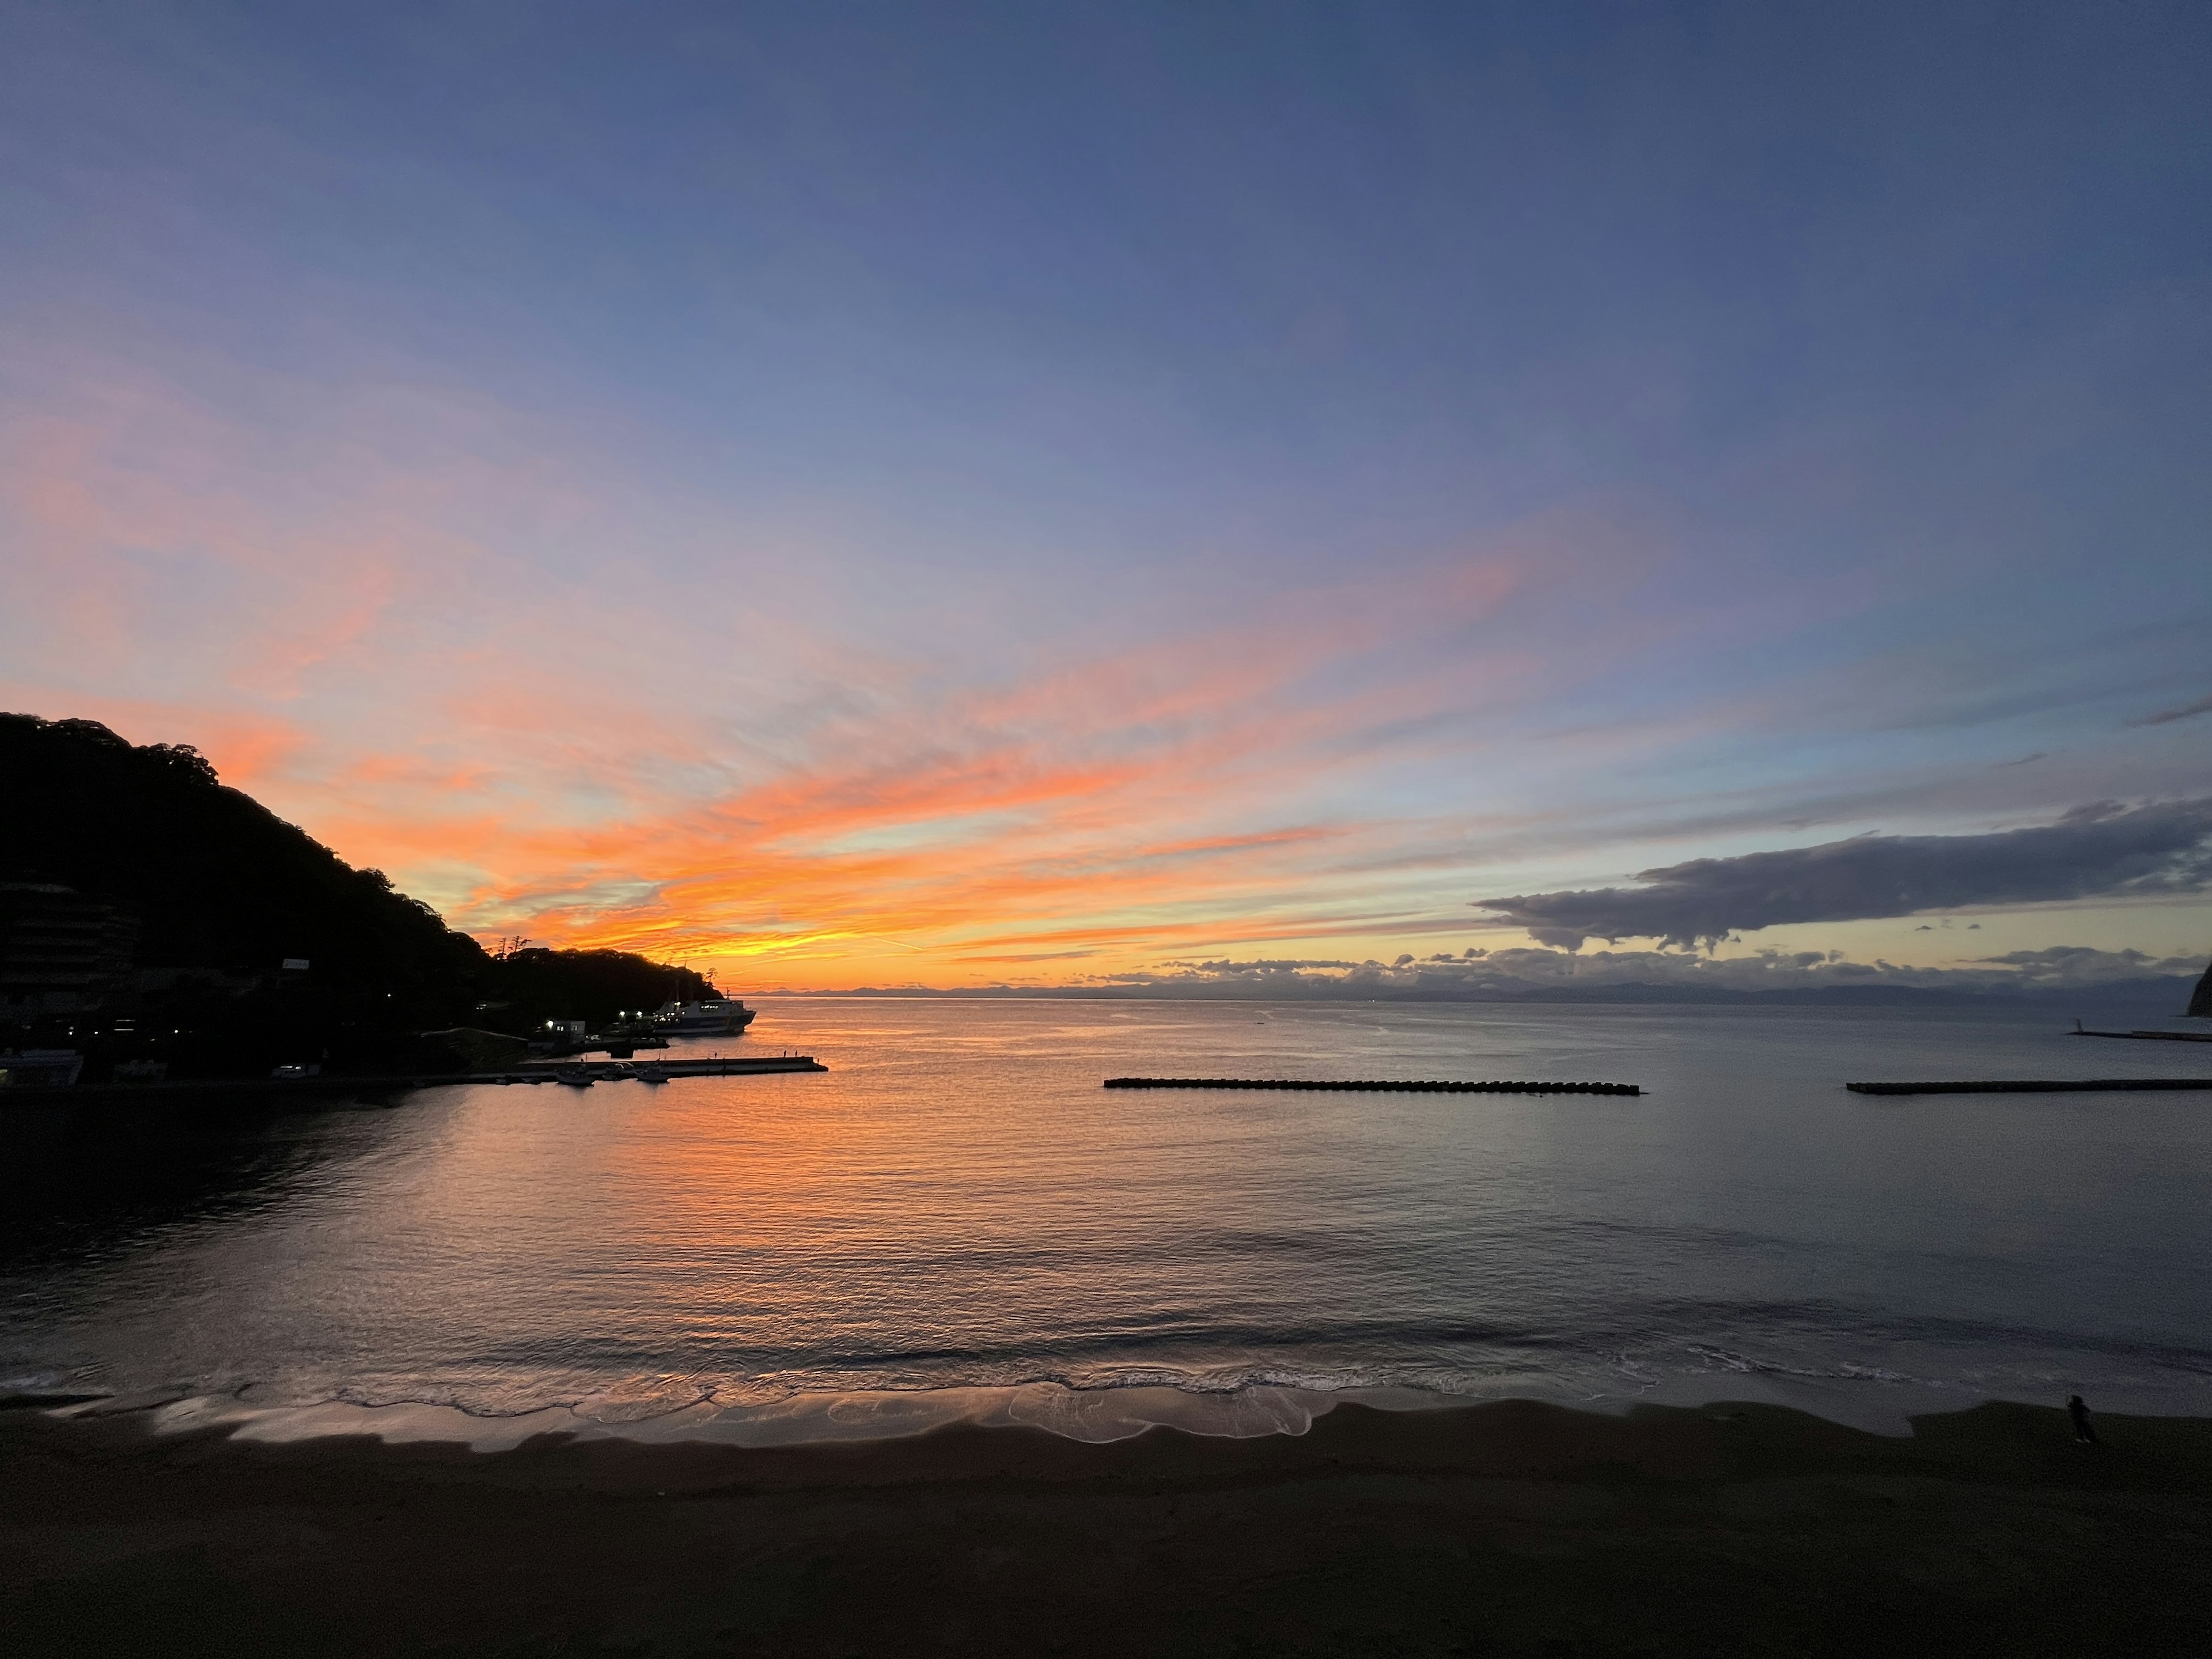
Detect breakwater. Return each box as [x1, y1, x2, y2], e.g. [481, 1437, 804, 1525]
[515, 1055, 823, 1080]
[1847, 1078, 2212, 1096]
[1103, 1077, 1641, 1095]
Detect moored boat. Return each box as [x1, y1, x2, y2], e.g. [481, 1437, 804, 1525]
[650, 997, 756, 1036]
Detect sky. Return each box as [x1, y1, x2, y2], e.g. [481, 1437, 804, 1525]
[3, 2, 2209, 993]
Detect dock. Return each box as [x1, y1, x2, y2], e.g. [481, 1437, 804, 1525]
[514, 1056, 826, 1081]
[1847, 1078, 2212, 1096]
[1103, 1077, 1640, 1095]
[0, 1054, 825, 1106]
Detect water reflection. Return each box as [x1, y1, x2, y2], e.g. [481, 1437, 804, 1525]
[0, 1097, 404, 1269]
[7, 998, 2212, 1425]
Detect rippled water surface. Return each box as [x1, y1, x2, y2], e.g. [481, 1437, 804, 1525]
[6, 997, 2212, 1436]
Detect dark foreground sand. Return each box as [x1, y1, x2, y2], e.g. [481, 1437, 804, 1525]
[5, 1398, 2210, 1657]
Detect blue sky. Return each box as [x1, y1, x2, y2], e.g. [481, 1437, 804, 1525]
[3, 2, 2208, 986]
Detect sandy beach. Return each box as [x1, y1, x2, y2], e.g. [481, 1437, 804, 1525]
[6, 1396, 2210, 1656]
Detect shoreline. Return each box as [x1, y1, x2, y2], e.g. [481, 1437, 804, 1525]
[26, 1355, 2212, 1458]
[8, 1393, 2211, 1656]
[18, 1368, 2142, 1452]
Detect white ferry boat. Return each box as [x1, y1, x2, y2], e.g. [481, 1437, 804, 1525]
[650, 997, 756, 1036]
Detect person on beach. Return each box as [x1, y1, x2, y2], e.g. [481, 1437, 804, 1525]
[2068, 1395, 2099, 1445]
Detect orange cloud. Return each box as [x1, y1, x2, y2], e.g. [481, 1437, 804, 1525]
[2, 343, 1662, 987]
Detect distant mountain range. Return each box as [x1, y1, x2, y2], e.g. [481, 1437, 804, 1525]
[830, 975, 2207, 1013]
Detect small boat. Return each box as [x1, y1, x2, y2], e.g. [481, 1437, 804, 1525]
[603, 1061, 636, 1080]
[634, 1062, 669, 1084]
[554, 1065, 596, 1088]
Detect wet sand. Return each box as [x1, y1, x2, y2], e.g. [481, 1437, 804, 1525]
[5, 1397, 2210, 1656]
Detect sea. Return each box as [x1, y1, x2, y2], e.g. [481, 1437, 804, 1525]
[6, 997, 2212, 1446]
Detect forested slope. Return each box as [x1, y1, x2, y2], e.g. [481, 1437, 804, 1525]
[3, 714, 717, 1074]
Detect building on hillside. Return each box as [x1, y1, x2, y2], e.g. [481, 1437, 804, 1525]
[0, 1049, 85, 1088]
[0, 881, 139, 1025]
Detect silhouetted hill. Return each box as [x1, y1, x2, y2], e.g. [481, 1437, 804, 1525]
[484, 947, 714, 1031]
[2, 714, 720, 1075]
[2192, 959, 2212, 1018]
[2, 714, 483, 1001]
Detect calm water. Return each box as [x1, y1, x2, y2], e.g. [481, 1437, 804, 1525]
[6, 997, 2212, 1441]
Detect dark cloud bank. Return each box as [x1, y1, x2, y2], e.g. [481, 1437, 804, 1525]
[1476, 798, 2212, 950]
[824, 800, 2212, 1012]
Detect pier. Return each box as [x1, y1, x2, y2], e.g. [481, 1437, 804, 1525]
[1847, 1078, 2212, 1096]
[516, 1055, 825, 1081]
[1104, 1077, 1641, 1096]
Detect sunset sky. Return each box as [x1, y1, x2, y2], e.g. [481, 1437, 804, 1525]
[5, 3, 2209, 991]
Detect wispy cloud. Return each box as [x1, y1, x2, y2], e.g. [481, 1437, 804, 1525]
[2128, 693, 2212, 728]
[7, 340, 2207, 988]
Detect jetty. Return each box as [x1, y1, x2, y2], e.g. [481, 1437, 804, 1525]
[0, 1053, 825, 1107]
[1104, 1077, 1640, 1096]
[1847, 1078, 2212, 1096]
[515, 1054, 823, 1081]
[2069, 1024, 2212, 1043]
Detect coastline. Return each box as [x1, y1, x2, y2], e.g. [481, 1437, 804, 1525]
[32, 1368, 2055, 1453]
[7, 1394, 2210, 1656]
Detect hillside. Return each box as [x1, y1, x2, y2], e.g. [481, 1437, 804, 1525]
[1, 714, 715, 1075]
[2, 715, 483, 1001]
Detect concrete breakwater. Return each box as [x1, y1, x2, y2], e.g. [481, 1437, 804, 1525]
[1103, 1077, 1641, 1096]
[1847, 1078, 2212, 1096]
[517, 1055, 825, 1080]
